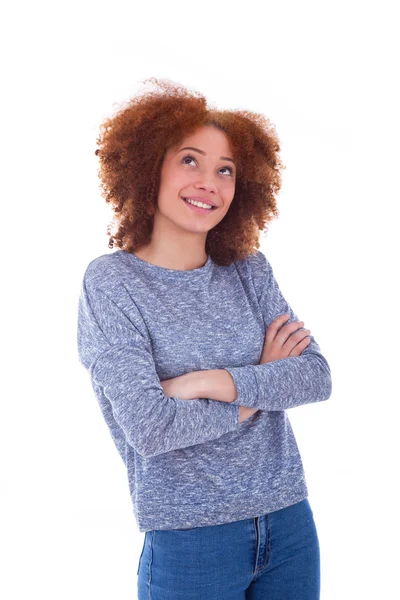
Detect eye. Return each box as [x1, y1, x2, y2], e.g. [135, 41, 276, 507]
[181, 154, 234, 176]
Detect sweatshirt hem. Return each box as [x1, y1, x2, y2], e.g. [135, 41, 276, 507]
[135, 482, 308, 532]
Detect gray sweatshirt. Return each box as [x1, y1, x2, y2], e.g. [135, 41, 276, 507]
[76, 248, 332, 532]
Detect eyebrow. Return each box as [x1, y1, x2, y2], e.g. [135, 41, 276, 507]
[177, 146, 235, 164]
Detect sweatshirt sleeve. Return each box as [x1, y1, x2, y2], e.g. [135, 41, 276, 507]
[77, 275, 240, 458]
[223, 251, 332, 411]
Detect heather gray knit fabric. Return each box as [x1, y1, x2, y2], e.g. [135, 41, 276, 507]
[76, 248, 332, 532]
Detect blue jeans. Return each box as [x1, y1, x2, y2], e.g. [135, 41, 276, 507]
[137, 497, 320, 599]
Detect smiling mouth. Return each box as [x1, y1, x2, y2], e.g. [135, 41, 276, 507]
[181, 197, 217, 210]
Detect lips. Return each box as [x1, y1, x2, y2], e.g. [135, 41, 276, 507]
[181, 196, 217, 208]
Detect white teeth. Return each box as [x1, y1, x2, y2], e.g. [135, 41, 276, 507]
[184, 198, 213, 209]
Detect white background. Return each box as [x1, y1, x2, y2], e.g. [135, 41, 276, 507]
[1, 0, 399, 598]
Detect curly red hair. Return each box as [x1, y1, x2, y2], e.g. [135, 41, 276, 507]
[94, 77, 285, 266]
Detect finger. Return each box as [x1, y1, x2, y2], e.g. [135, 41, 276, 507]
[287, 332, 311, 357]
[265, 313, 291, 342]
[273, 319, 305, 346]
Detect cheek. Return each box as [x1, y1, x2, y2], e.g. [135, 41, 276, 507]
[160, 161, 185, 184]
[222, 189, 235, 208]
[223, 179, 236, 197]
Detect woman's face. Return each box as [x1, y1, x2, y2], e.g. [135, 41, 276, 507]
[156, 125, 236, 235]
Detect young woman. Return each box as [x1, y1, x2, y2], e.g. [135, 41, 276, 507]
[77, 77, 332, 599]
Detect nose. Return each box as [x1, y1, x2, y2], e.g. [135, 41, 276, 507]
[193, 181, 218, 194]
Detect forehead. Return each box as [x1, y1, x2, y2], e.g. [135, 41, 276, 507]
[169, 126, 233, 158]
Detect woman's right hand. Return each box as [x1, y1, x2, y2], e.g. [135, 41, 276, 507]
[260, 314, 311, 363]
[239, 314, 311, 423]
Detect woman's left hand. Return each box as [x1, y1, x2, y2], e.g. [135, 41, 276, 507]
[160, 372, 200, 400]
